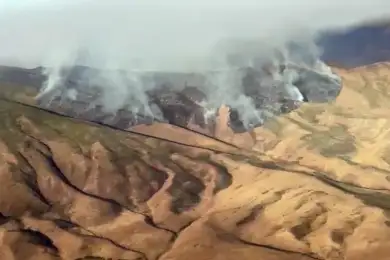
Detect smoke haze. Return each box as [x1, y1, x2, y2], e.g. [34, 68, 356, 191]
[1, 0, 390, 68]
[1, 0, 390, 129]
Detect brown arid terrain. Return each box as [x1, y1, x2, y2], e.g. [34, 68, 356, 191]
[2, 62, 390, 260]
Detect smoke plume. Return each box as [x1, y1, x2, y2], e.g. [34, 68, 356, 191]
[1, 0, 390, 130]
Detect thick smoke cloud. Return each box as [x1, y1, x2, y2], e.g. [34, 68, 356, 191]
[1, 0, 390, 129]
[2, 0, 390, 68]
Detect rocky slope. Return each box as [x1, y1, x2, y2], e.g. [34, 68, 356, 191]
[1, 62, 390, 260]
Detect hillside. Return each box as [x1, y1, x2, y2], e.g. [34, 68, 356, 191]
[2, 20, 390, 259]
[1, 62, 390, 260]
[0, 62, 342, 136]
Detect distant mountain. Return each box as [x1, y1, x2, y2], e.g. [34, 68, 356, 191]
[0, 65, 45, 88]
[318, 22, 390, 68]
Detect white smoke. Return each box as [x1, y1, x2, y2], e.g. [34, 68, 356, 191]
[0, 0, 390, 128]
